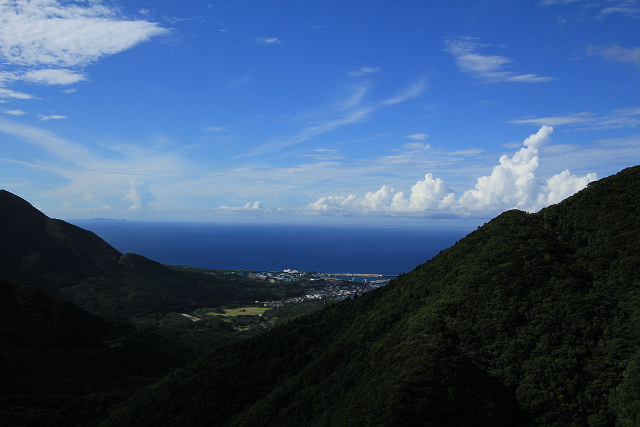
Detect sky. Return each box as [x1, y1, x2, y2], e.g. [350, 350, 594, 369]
[0, 0, 638, 227]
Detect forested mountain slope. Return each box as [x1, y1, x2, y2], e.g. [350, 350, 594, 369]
[0, 277, 194, 427]
[98, 165, 640, 427]
[0, 190, 294, 319]
[0, 190, 122, 291]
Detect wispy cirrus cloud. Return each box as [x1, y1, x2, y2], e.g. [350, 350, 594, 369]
[0, 118, 192, 212]
[405, 133, 428, 141]
[588, 45, 640, 70]
[347, 67, 380, 77]
[302, 149, 345, 161]
[445, 36, 556, 83]
[255, 37, 282, 44]
[39, 115, 66, 121]
[539, 0, 640, 18]
[600, 0, 640, 17]
[0, 87, 35, 100]
[510, 107, 640, 130]
[236, 79, 427, 158]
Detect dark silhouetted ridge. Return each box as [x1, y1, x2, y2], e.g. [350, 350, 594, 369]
[0, 190, 298, 320]
[0, 190, 122, 290]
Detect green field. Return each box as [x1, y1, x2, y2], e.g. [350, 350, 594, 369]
[208, 306, 270, 317]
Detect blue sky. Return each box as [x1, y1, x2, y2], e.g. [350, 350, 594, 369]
[1, 0, 638, 226]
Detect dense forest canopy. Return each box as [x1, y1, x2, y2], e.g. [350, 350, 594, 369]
[1, 165, 639, 427]
[95, 167, 640, 426]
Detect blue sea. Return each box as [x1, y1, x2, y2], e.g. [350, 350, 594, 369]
[70, 221, 471, 277]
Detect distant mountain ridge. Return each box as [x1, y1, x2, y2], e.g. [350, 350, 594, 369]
[97, 165, 640, 427]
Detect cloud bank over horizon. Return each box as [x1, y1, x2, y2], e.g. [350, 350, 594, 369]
[303, 127, 597, 218]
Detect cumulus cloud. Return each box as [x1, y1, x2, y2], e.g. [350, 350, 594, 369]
[218, 201, 266, 212]
[306, 175, 455, 213]
[304, 126, 597, 217]
[0, 0, 167, 94]
[445, 36, 557, 83]
[458, 126, 553, 212]
[124, 180, 156, 211]
[244, 201, 263, 209]
[536, 169, 598, 207]
[306, 186, 398, 212]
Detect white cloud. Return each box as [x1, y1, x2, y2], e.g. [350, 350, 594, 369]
[3, 109, 26, 116]
[203, 126, 227, 132]
[244, 201, 262, 209]
[445, 36, 557, 83]
[405, 174, 456, 211]
[303, 149, 344, 160]
[601, 1, 640, 17]
[405, 133, 428, 141]
[255, 37, 281, 44]
[458, 126, 552, 212]
[588, 45, 640, 69]
[237, 79, 426, 158]
[55, 204, 111, 214]
[22, 69, 86, 85]
[0, 88, 35, 99]
[305, 174, 455, 213]
[536, 169, 598, 207]
[347, 67, 380, 77]
[304, 126, 597, 217]
[381, 79, 427, 105]
[0, 1, 168, 68]
[538, 0, 583, 5]
[38, 114, 66, 120]
[403, 142, 429, 150]
[0, 0, 167, 94]
[538, 0, 640, 18]
[124, 180, 156, 211]
[510, 107, 640, 130]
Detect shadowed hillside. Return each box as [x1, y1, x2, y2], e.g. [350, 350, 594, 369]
[96, 165, 640, 427]
[0, 277, 194, 427]
[0, 191, 300, 319]
[0, 190, 122, 290]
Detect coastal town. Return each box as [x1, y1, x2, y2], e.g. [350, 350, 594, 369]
[231, 268, 394, 306]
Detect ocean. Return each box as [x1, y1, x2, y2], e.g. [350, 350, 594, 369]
[70, 221, 471, 277]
